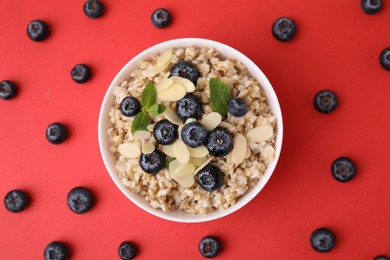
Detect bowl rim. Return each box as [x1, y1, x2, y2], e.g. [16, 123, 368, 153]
[98, 37, 283, 223]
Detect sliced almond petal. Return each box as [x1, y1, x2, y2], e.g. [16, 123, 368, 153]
[142, 143, 155, 154]
[218, 121, 234, 129]
[173, 139, 190, 164]
[170, 76, 195, 92]
[133, 130, 152, 140]
[156, 50, 172, 67]
[156, 78, 174, 93]
[190, 157, 208, 167]
[201, 112, 222, 131]
[169, 159, 181, 176]
[152, 61, 170, 74]
[164, 106, 182, 125]
[158, 84, 186, 102]
[246, 125, 274, 143]
[173, 175, 195, 188]
[188, 145, 209, 158]
[174, 163, 195, 178]
[194, 157, 214, 175]
[232, 134, 247, 165]
[161, 144, 175, 157]
[184, 118, 196, 124]
[245, 146, 251, 159]
[117, 143, 141, 158]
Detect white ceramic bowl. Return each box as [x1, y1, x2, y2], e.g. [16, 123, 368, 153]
[98, 38, 283, 223]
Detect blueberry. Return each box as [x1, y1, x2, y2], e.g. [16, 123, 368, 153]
[197, 165, 224, 192]
[272, 17, 296, 42]
[313, 89, 338, 113]
[4, 189, 29, 213]
[67, 187, 94, 214]
[0, 80, 17, 100]
[180, 122, 208, 148]
[44, 241, 69, 260]
[71, 64, 91, 83]
[205, 127, 233, 157]
[310, 228, 336, 253]
[83, 0, 104, 19]
[170, 61, 200, 85]
[139, 150, 165, 174]
[153, 119, 178, 145]
[151, 8, 172, 28]
[46, 123, 68, 144]
[379, 47, 390, 71]
[27, 20, 49, 42]
[118, 241, 137, 260]
[227, 97, 248, 117]
[198, 236, 221, 258]
[361, 0, 382, 14]
[120, 97, 141, 117]
[331, 157, 356, 182]
[374, 256, 390, 260]
[176, 94, 203, 121]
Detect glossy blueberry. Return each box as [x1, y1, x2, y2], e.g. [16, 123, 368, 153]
[120, 97, 141, 117]
[0, 80, 17, 100]
[27, 20, 49, 42]
[46, 123, 68, 144]
[313, 89, 338, 113]
[170, 61, 200, 85]
[67, 187, 94, 214]
[176, 94, 203, 121]
[379, 47, 390, 71]
[227, 97, 248, 117]
[139, 150, 165, 174]
[71, 64, 91, 83]
[83, 0, 104, 19]
[361, 0, 382, 14]
[310, 228, 336, 253]
[151, 8, 172, 28]
[272, 17, 296, 42]
[197, 165, 224, 192]
[4, 190, 29, 213]
[198, 236, 221, 258]
[153, 119, 178, 145]
[44, 241, 69, 260]
[374, 256, 390, 260]
[118, 241, 137, 260]
[181, 122, 208, 148]
[331, 157, 356, 182]
[205, 127, 233, 157]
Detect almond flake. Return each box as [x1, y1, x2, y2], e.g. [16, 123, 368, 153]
[117, 143, 141, 158]
[156, 78, 174, 93]
[133, 130, 151, 140]
[173, 175, 195, 188]
[188, 145, 209, 158]
[142, 143, 155, 154]
[246, 125, 274, 143]
[158, 84, 186, 102]
[170, 76, 195, 92]
[190, 157, 208, 166]
[163, 106, 182, 125]
[152, 61, 170, 74]
[194, 157, 214, 175]
[201, 112, 222, 131]
[218, 121, 234, 129]
[156, 50, 172, 67]
[161, 144, 175, 157]
[245, 146, 251, 159]
[172, 139, 190, 164]
[226, 151, 233, 164]
[169, 159, 181, 176]
[174, 163, 195, 178]
[232, 134, 247, 165]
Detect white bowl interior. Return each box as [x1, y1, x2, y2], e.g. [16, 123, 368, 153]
[98, 38, 283, 223]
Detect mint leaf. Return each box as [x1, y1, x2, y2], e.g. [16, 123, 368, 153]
[209, 78, 231, 117]
[131, 111, 151, 134]
[157, 104, 166, 114]
[141, 82, 157, 109]
[148, 104, 166, 116]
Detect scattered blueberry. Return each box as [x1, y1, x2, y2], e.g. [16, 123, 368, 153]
[44, 241, 69, 260]
[151, 8, 172, 28]
[198, 236, 221, 258]
[120, 97, 141, 117]
[170, 61, 200, 85]
[272, 17, 296, 42]
[27, 20, 49, 42]
[71, 64, 91, 83]
[379, 47, 390, 71]
[139, 150, 166, 174]
[361, 0, 382, 14]
[374, 256, 390, 260]
[310, 228, 336, 253]
[0, 80, 17, 100]
[181, 122, 208, 148]
[331, 157, 356, 182]
[205, 127, 233, 157]
[83, 0, 104, 19]
[153, 119, 178, 145]
[67, 187, 94, 214]
[176, 94, 203, 121]
[4, 189, 29, 213]
[46, 123, 68, 144]
[227, 97, 248, 117]
[313, 89, 338, 113]
[197, 165, 224, 192]
[118, 241, 137, 260]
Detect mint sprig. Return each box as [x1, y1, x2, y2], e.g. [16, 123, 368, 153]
[131, 111, 150, 133]
[149, 104, 166, 117]
[141, 82, 157, 109]
[209, 78, 231, 117]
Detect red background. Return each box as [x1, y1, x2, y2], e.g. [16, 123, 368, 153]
[1, 0, 389, 259]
